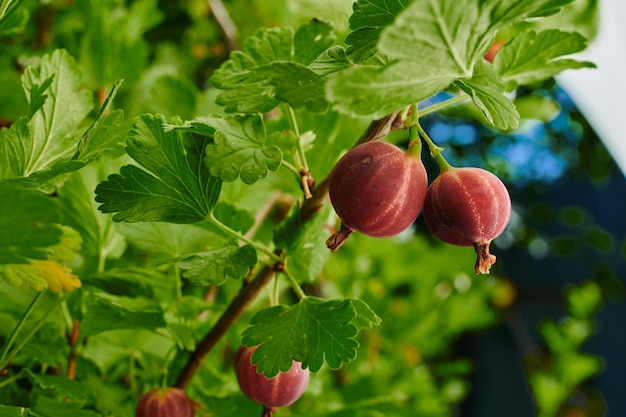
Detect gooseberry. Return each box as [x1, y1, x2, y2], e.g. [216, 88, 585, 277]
[327, 141, 428, 250]
[234, 345, 309, 416]
[423, 167, 511, 274]
[136, 387, 195, 417]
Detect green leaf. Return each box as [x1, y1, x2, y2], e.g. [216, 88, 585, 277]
[495, 29, 596, 90]
[293, 18, 338, 65]
[326, 61, 457, 118]
[566, 281, 602, 319]
[454, 61, 520, 130]
[308, 45, 353, 76]
[79, 0, 163, 87]
[116, 222, 216, 257]
[269, 62, 329, 113]
[95, 114, 222, 223]
[329, 0, 576, 117]
[274, 206, 331, 283]
[27, 75, 54, 117]
[80, 294, 167, 337]
[242, 297, 363, 377]
[147, 74, 198, 120]
[210, 20, 336, 113]
[1, 49, 92, 179]
[0, 404, 102, 417]
[74, 109, 128, 162]
[515, 93, 561, 122]
[345, 0, 411, 63]
[188, 114, 282, 185]
[26, 370, 91, 402]
[73, 79, 128, 162]
[88, 268, 163, 297]
[210, 26, 293, 113]
[0, 186, 63, 264]
[167, 322, 197, 351]
[212, 202, 255, 235]
[351, 298, 382, 330]
[0, 5, 28, 36]
[557, 351, 603, 387]
[175, 244, 257, 286]
[379, 0, 574, 66]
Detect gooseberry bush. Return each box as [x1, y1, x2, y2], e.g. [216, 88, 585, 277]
[0, 0, 603, 416]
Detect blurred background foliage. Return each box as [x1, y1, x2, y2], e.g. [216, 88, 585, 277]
[0, 0, 623, 416]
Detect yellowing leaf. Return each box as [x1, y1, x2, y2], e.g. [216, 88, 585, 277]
[0, 260, 81, 293]
[0, 225, 83, 292]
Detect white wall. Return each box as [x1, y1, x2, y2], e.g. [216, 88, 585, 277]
[557, 0, 626, 176]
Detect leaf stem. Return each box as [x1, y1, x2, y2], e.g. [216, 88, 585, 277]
[280, 159, 301, 177]
[0, 371, 26, 389]
[285, 106, 309, 172]
[415, 117, 453, 172]
[207, 213, 281, 263]
[281, 267, 307, 300]
[0, 292, 68, 370]
[406, 104, 422, 156]
[418, 93, 469, 118]
[208, 0, 239, 51]
[0, 291, 45, 370]
[174, 264, 183, 300]
[0, 0, 13, 21]
[129, 352, 139, 397]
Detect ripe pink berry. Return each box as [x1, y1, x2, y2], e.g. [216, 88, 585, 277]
[423, 167, 511, 274]
[136, 387, 195, 417]
[234, 346, 309, 416]
[327, 141, 428, 250]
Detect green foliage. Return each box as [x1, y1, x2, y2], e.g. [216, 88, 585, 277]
[242, 297, 380, 377]
[273, 205, 332, 283]
[526, 281, 604, 417]
[210, 19, 339, 113]
[80, 293, 167, 337]
[95, 114, 222, 223]
[0, 0, 606, 416]
[494, 29, 595, 91]
[328, 0, 591, 130]
[0, 187, 63, 264]
[0, 49, 92, 181]
[174, 244, 257, 286]
[187, 113, 283, 184]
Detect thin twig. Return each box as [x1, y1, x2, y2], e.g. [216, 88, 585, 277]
[174, 264, 276, 390]
[208, 0, 239, 51]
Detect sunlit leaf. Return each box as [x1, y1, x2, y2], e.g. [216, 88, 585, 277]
[242, 297, 379, 377]
[95, 114, 222, 223]
[495, 29, 595, 91]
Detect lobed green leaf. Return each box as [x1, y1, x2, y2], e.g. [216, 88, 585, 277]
[1, 49, 92, 180]
[495, 29, 596, 91]
[95, 114, 222, 223]
[330, 0, 578, 124]
[242, 297, 380, 377]
[454, 61, 520, 130]
[175, 244, 257, 286]
[345, 0, 411, 63]
[80, 294, 167, 337]
[210, 20, 337, 113]
[186, 114, 282, 185]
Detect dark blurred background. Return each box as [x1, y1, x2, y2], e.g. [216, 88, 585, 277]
[420, 83, 626, 417]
